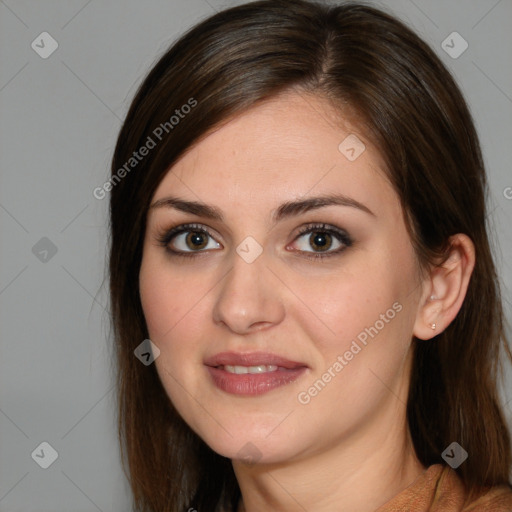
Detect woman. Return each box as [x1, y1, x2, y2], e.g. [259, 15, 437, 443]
[108, 1, 512, 510]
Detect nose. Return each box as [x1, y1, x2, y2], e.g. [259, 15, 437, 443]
[212, 250, 285, 335]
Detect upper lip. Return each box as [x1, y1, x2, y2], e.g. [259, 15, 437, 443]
[204, 351, 308, 369]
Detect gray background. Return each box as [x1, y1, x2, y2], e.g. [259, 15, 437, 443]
[0, 0, 511, 510]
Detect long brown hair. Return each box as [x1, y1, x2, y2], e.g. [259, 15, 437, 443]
[108, 1, 512, 510]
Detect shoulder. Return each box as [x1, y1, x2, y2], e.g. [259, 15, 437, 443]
[377, 464, 512, 512]
[436, 464, 512, 512]
[462, 483, 512, 511]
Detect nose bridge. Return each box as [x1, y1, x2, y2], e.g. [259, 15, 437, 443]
[212, 246, 285, 333]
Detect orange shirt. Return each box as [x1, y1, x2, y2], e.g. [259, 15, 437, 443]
[376, 464, 512, 511]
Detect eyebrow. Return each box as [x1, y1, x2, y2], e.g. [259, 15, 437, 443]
[149, 193, 375, 224]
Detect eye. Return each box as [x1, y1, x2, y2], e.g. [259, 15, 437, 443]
[157, 223, 221, 257]
[156, 222, 352, 260]
[290, 223, 352, 259]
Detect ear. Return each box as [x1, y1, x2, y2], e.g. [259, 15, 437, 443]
[413, 234, 475, 340]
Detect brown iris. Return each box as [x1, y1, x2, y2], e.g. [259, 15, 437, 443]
[186, 231, 208, 250]
[309, 231, 332, 252]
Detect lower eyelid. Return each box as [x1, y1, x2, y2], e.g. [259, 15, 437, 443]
[159, 224, 352, 256]
[170, 231, 220, 252]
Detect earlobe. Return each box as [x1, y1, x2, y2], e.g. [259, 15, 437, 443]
[413, 234, 475, 341]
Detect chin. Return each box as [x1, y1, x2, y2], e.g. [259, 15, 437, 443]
[197, 425, 304, 466]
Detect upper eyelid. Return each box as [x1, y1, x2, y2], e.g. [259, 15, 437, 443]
[159, 222, 351, 247]
[162, 222, 345, 235]
[168, 223, 220, 240]
[156, 223, 219, 245]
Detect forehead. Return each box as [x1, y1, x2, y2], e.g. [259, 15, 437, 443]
[151, 91, 397, 221]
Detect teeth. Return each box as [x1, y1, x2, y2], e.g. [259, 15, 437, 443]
[223, 365, 279, 374]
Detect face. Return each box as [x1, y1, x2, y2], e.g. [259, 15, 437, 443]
[139, 91, 424, 466]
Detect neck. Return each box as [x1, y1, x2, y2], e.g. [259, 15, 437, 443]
[233, 412, 425, 512]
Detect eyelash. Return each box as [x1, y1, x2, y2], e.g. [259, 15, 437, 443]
[156, 222, 353, 261]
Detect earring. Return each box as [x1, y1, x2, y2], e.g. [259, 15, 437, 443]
[431, 323, 436, 330]
[430, 295, 437, 300]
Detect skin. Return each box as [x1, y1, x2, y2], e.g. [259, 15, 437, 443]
[139, 91, 475, 512]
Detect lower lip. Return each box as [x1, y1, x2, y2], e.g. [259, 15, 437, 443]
[206, 366, 307, 396]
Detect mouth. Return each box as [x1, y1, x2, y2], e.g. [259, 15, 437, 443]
[204, 352, 308, 396]
[218, 364, 280, 374]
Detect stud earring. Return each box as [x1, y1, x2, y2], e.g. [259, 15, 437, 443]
[430, 295, 437, 300]
[431, 323, 436, 330]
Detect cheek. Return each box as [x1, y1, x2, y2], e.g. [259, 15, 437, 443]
[294, 289, 413, 427]
[139, 255, 205, 340]
[292, 245, 418, 397]
[139, 259, 207, 415]
[291, 259, 404, 350]
[139, 256, 213, 379]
